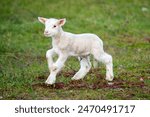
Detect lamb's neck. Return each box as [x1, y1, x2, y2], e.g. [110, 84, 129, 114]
[51, 28, 65, 47]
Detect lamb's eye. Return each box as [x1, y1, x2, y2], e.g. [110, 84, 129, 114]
[53, 25, 56, 28]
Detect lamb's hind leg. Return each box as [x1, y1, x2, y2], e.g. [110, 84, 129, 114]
[72, 56, 91, 80]
[93, 50, 114, 81]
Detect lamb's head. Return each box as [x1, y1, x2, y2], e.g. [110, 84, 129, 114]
[38, 17, 66, 37]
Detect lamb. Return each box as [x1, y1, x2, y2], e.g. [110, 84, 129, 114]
[38, 17, 114, 85]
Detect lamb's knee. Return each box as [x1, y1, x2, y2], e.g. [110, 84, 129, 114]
[84, 60, 91, 72]
[51, 65, 57, 72]
[51, 63, 64, 73]
[86, 64, 91, 72]
[46, 50, 53, 59]
[100, 53, 113, 64]
[106, 54, 112, 63]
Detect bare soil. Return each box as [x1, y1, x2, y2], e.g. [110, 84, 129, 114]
[32, 69, 146, 90]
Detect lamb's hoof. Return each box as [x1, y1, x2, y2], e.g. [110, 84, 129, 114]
[71, 76, 82, 80]
[45, 80, 55, 85]
[107, 82, 114, 85]
[106, 76, 114, 81]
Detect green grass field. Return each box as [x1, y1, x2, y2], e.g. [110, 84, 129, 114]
[0, 0, 150, 100]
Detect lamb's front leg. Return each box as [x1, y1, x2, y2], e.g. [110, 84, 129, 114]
[45, 54, 68, 85]
[72, 56, 91, 80]
[46, 48, 55, 72]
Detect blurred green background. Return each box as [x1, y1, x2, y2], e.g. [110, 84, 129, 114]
[0, 0, 150, 99]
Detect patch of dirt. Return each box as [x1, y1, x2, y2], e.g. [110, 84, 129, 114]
[60, 70, 76, 77]
[32, 79, 146, 90]
[33, 69, 147, 90]
[143, 37, 150, 43]
[32, 82, 65, 89]
[67, 79, 145, 90]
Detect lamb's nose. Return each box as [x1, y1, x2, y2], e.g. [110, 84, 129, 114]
[44, 31, 49, 35]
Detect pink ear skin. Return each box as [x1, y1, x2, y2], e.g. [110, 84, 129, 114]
[58, 18, 66, 26]
[38, 17, 47, 24]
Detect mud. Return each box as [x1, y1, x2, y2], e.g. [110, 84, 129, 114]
[144, 37, 150, 43]
[32, 79, 146, 90]
[33, 69, 146, 90]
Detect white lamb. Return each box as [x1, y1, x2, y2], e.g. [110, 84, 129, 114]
[38, 17, 114, 85]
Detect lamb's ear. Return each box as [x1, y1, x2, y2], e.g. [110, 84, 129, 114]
[57, 18, 66, 26]
[38, 17, 47, 24]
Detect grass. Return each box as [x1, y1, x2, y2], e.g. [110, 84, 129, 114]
[0, 0, 150, 100]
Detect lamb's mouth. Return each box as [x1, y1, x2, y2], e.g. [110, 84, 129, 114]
[44, 33, 52, 37]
